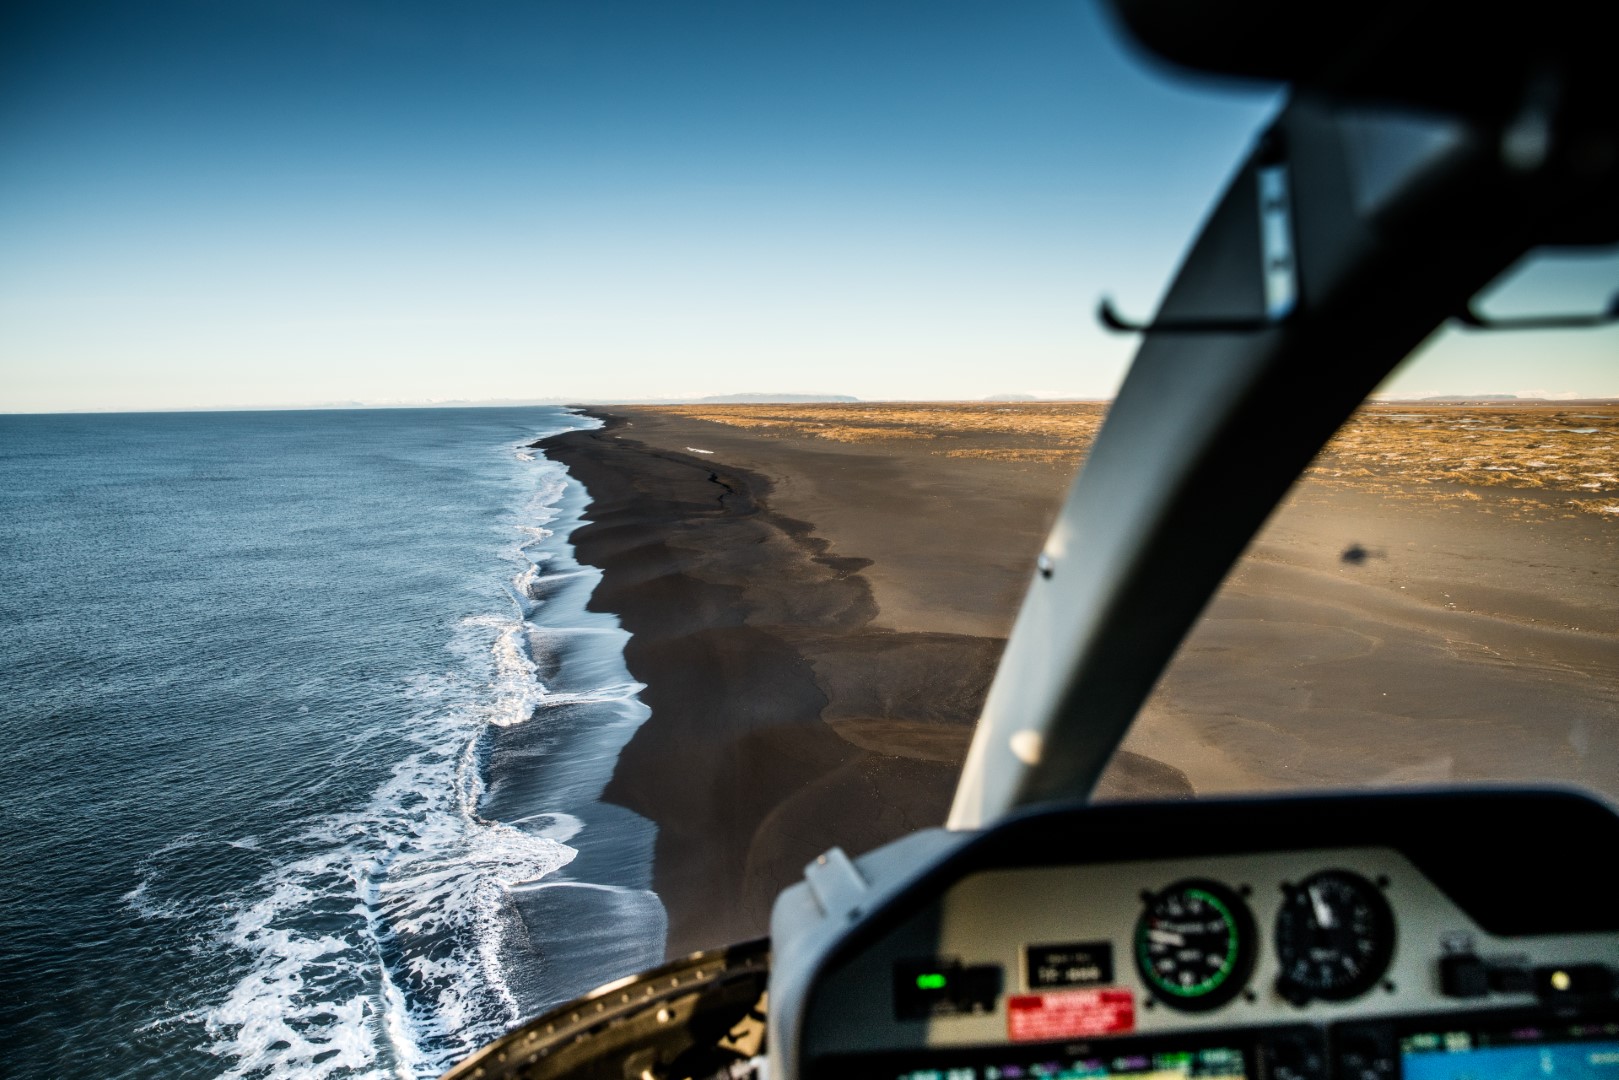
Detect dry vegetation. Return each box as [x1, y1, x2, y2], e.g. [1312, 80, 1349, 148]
[1305, 405, 1619, 521]
[654, 402, 1108, 460]
[651, 401, 1619, 522]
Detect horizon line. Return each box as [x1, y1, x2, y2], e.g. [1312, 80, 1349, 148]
[6, 394, 1619, 418]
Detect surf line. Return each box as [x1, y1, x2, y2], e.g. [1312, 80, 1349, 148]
[198, 415, 639, 1080]
[485, 416, 668, 1012]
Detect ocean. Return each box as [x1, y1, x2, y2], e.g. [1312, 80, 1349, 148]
[0, 407, 663, 1079]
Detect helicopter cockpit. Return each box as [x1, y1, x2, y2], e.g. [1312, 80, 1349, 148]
[773, 790, 1619, 1080]
[442, 3, 1619, 1079]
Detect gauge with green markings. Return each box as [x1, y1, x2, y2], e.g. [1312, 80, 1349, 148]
[1134, 878, 1257, 1012]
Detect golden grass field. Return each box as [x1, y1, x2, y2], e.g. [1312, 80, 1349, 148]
[651, 402, 1619, 521]
[653, 402, 1109, 461]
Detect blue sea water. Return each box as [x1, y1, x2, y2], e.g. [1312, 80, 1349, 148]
[0, 408, 663, 1079]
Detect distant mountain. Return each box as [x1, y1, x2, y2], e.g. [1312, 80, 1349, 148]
[693, 393, 860, 404]
[1419, 394, 1517, 401]
[984, 393, 1038, 402]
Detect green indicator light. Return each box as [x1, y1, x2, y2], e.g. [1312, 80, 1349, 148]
[916, 973, 948, 991]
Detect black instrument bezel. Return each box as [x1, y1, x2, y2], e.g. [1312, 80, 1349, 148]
[1273, 868, 1397, 1005]
[1135, 878, 1260, 1013]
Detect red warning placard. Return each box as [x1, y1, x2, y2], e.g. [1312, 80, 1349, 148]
[1006, 989, 1135, 1042]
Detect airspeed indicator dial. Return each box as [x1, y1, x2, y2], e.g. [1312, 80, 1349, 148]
[1274, 869, 1395, 1005]
[1134, 879, 1257, 1012]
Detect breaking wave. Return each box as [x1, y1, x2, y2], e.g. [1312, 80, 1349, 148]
[150, 418, 661, 1078]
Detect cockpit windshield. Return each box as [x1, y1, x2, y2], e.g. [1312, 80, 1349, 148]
[3, 4, 1615, 1078]
[1109, 249, 1619, 804]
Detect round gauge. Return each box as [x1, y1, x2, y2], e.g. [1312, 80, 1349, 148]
[1274, 869, 1395, 1005]
[1134, 878, 1257, 1011]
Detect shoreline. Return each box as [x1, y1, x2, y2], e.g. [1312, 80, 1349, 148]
[538, 401, 1618, 958]
[537, 408, 1190, 955]
[479, 417, 668, 1016]
[539, 413, 970, 953]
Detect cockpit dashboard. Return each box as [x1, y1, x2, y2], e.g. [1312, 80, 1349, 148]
[774, 789, 1619, 1080]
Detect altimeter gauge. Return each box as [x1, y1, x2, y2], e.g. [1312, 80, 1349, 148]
[1274, 869, 1395, 1005]
[1134, 878, 1257, 1011]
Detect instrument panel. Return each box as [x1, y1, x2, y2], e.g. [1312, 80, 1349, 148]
[806, 845, 1618, 1054]
[772, 791, 1619, 1080]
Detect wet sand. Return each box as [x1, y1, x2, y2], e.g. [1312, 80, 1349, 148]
[540, 403, 1619, 957]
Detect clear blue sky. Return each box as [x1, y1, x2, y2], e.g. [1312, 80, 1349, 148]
[2, 0, 1613, 412]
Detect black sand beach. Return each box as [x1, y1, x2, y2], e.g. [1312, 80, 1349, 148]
[541, 403, 1619, 957]
[539, 409, 1096, 955]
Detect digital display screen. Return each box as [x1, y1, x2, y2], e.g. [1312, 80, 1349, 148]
[1401, 1021, 1619, 1080]
[896, 1046, 1246, 1080]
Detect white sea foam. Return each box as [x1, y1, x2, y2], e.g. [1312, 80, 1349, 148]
[510, 564, 546, 615]
[517, 525, 554, 550]
[123, 833, 206, 921]
[504, 811, 586, 844]
[195, 413, 655, 1079]
[121, 881, 189, 921]
[198, 721, 580, 1078]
